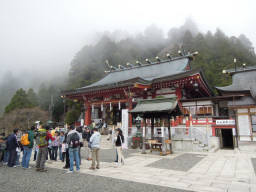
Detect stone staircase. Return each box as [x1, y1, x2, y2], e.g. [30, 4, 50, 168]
[171, 125, 209, 152]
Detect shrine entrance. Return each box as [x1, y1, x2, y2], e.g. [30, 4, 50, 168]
[221, 129, 234, 149]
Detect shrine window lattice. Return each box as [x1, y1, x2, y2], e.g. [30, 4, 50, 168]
[183, 105, 213, 116]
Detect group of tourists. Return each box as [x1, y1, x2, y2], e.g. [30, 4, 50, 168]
[0, 121, 126, 173]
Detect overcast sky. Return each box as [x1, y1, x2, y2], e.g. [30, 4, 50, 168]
[0, 0, 255, 83]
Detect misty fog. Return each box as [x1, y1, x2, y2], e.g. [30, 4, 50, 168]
[0, 0, 256, 114]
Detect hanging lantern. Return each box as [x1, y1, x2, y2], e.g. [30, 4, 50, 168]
[101, 103, 103, 111]
[110, 102, 112, 111]
[118, 101, 121, 110]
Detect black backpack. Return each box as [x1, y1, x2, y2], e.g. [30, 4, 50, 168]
[69, 133, 80, 148]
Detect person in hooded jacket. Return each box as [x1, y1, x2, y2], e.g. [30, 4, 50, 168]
[21, 126, 35, 168]
[66, 125, 80, 173]
[82, 127, 92, 160]
[89, 128, 101, 170]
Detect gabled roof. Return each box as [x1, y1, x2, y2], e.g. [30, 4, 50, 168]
[130, 97, 178, 114]
[62, 54, 214, 97]
[77, 57, 190, 91]
[216, 68, 256, 95]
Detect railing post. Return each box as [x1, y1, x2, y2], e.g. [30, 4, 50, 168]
[161, 121, 166, 156]
[171, 117, 175, 127]
[206, 117, 209, 149]
[179, 115, 183, 124]
[185, 116, 189, 135]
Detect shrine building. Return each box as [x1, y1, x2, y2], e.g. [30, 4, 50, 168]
[62, 53, 256, 153]
[216, 67, 256, 142]
[62, 53, 214, 128]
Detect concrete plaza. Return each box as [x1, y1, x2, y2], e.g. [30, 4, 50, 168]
[28, 139, 256, 192]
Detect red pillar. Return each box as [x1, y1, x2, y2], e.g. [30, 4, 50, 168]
[85, 104, 92, 126]
[128, 98, 133, 128]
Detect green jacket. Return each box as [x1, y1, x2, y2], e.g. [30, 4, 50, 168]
[28, 130, 34, 148]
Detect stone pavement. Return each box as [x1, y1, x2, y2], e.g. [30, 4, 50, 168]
[32, 146, 256, 192]
[0, 166, 191, 192]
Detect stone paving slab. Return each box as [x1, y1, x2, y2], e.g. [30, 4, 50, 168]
[0, 166, 193, 192]
[25, 148, 256, 192]
[81, 148, 138, 163]
[146, 153, 206, 172]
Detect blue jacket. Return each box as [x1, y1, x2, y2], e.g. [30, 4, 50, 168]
[7, 134, 18, 150]
[90, 132, 101, 149]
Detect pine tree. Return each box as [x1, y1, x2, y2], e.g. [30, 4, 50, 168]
[27, 88, 39, 107]
[5, 88, 33, 113]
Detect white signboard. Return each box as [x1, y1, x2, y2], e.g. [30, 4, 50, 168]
[216, 120, 235, 125]
[238, 115, 250, 136]
[121, 109, 129, 149]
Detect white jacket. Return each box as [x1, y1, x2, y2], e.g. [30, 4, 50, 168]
[90, 132, 101, 149]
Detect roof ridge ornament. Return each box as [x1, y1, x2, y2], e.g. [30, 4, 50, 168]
[145, 58, 151, 64]
[126, 62, 135, 68]
[118, 64, 126, 70]
[105, 51, 199, 73]
[155, 56, 161, 62]
[136, 60, 142, 66]
[166, 53, 172, 59]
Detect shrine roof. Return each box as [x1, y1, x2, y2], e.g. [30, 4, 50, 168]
[130, 96, 178, 114]
[216, 67, 256, 96]
[77, 57, 190, 91]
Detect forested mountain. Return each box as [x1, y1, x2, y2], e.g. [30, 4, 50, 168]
[68, 20, 256, 91]
[68, 24, 166, 89]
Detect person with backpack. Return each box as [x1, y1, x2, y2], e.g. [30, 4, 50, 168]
[7, 128, 19, 167]
[115, 128, 125, 167]
[66, 125, 80, 173]
[21, 126, 35, 169]
[82, 127, 92, 160]
[35, 125, 55, 172]
[89, 128, 101, 170]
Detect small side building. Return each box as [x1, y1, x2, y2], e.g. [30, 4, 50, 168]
[216, 67, 256, 142]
